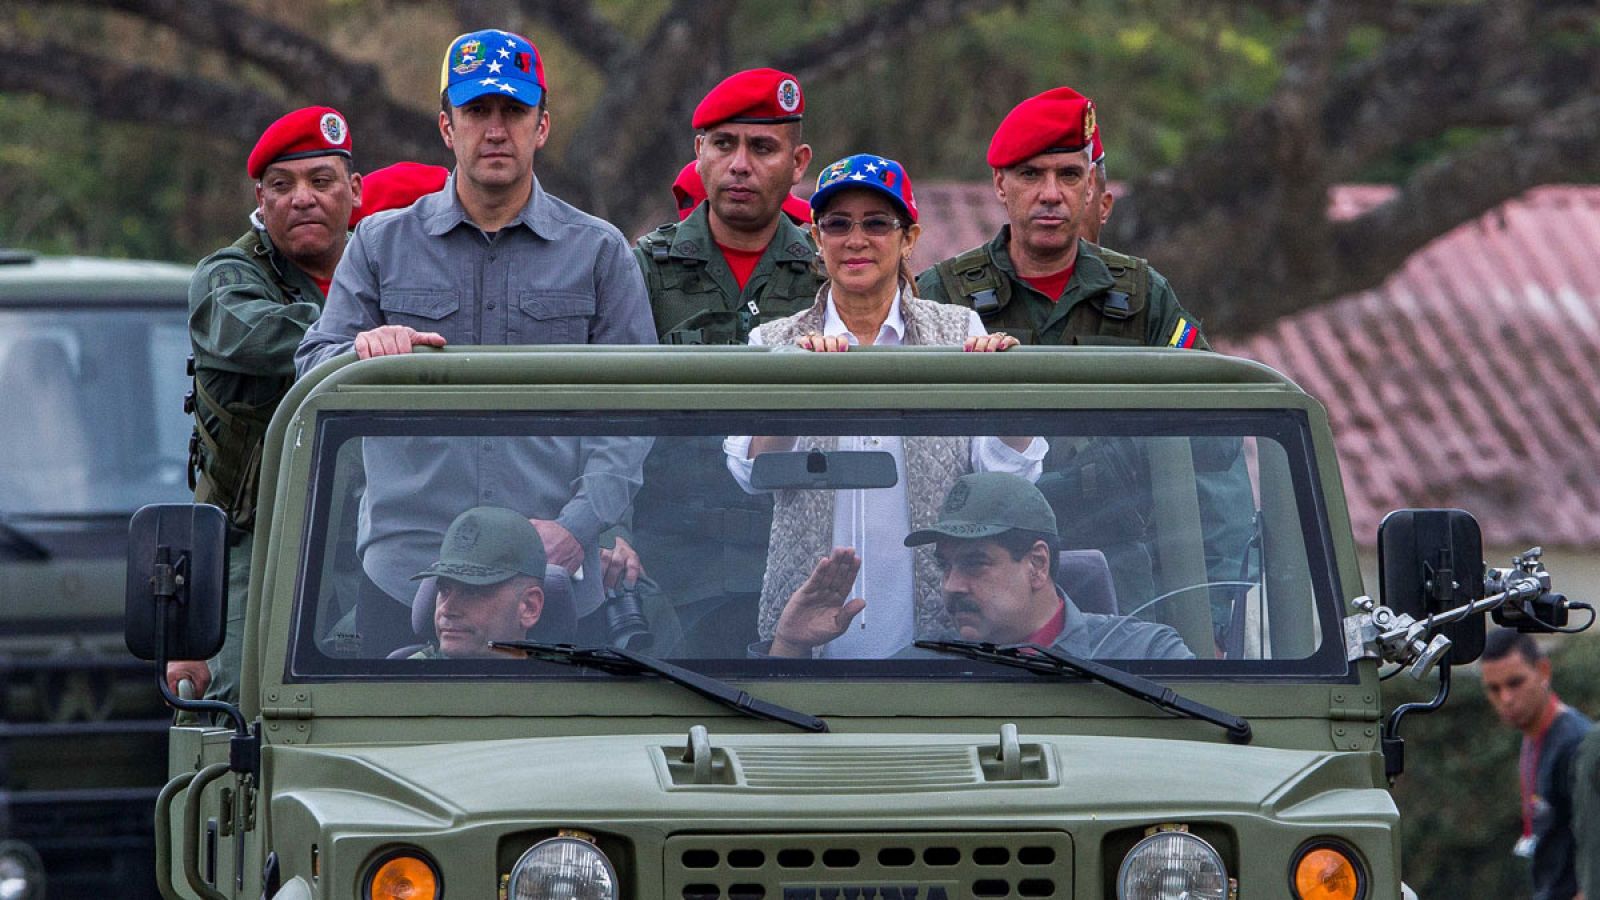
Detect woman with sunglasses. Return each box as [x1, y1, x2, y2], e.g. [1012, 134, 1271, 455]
[724, 153, 1044, 659]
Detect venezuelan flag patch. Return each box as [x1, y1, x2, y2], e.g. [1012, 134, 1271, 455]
[1167, 318, 1200, 349]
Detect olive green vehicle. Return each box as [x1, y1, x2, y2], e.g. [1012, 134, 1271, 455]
[0, 250, 193, 899]
[127, 346, 1586, 900]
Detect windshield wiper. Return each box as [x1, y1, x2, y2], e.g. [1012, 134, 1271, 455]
[915, 639, 1252, 744]
[489, 641, 829, 733]
[0, 518, 50, 560]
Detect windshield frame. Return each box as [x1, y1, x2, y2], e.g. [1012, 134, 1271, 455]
[280, 396, 1353, 689]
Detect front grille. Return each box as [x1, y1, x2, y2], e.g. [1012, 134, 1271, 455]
[665, 832, 1071, 899]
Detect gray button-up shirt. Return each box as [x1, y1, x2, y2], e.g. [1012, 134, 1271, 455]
[295, 174, 656, 619]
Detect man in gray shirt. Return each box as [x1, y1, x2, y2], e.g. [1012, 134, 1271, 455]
[766, 472, 1193, 660]
[296, 28, 655, 654]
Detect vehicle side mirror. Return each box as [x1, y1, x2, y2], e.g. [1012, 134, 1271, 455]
[124, 503, 228, 662]
[1377, 508, 1485, 664]
[750, 448, 899, 491]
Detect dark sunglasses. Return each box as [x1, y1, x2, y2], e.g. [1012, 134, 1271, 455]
[816, 213, 904, 237]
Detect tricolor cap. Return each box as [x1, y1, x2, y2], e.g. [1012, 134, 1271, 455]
[350, 162, 449, 227]
[905, 473, 1059, 546]
[247, 106, 352, 179]
[441, 29, 544, 108]
[692, 68, 804, 129]
[987, 86, 1103, 169]
[810, 153, 918, 224]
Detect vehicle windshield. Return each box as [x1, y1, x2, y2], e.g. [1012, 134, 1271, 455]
[0, 307, 192, 517]
[289, 407, 1347, 680]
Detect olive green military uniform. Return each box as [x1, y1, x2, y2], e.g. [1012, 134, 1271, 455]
[918, 231, 1253, 647]
[915, 229, 1206, 349]
[630, 203, 823, 653]
[635, 203, 822, 346]
[187, 221, 328, 702]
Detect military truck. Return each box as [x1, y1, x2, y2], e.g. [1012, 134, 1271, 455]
[127, 346, 1587, 900]
[0, 250, 193, 898]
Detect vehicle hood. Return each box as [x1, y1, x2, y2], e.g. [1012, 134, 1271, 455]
[269, 731, 1390, 830]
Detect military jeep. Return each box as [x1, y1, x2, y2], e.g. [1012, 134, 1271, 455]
[0, 250, 192, 899]
[128, 346, 1584, 900]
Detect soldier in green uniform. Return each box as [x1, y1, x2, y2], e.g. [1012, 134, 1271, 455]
[166, 107, 363, 702]
[917, 88, 1253, 650]
[625, 68, 825, 654]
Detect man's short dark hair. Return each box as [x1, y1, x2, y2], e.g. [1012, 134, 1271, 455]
[993, 529, 1060, 582]
[1483, 628, 1543, 666]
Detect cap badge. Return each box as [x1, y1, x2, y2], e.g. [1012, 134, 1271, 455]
[319, 112, 347, 146]
[450, 520, 481, 551]
[944, 480, 970, 513]
[452, 39, 487, 75]
[777, 78, 801, 113]
[820, 161, 848, 186]
[1083, 103, 1097, 143]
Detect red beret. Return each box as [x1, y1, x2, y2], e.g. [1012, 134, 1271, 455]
[692, 68, 804, 129]
[781, 193, 812, 225]
[350, 162, 449, 227]
[986, 87, 1103, 170]
[248, 106, 353, 179]
[671, 162, 707, 219]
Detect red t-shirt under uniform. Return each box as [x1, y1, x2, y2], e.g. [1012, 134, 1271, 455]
[717, 242, 766, 291]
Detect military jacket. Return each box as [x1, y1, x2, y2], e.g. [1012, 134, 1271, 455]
[188, 223, 327, 528]
[635, 203, 822, 344]
[915, 228, 1208, 349]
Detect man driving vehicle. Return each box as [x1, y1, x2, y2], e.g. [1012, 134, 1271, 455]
[765, 472, 1193, 660]
[407, 506, 571, 659]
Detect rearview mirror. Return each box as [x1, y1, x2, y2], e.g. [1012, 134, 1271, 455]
[750, 448, 899, 491]
[124, 503, 229, 662]
[1377, 508, 1485, 664]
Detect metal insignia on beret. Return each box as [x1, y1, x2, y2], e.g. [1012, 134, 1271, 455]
[944, 480, 971, 513]
[1083, 103, 1097, 142]
[777, 78, 801, 113]
[320, 113, 347, 146]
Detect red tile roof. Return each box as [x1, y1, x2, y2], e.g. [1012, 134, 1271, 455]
[911, 182, 1600, 547]
[1221, 185, 1600, 548]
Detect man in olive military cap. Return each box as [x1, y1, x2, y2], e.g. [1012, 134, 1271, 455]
[408, 507, 571, 659]
[168, 105, 362, 701]
[766, 473, 1193, 660]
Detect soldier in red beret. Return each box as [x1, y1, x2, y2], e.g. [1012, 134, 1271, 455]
[917, 86, 1205, 349]
[170, 105, 364, 702]
[625, 70, 825, 651]
[917, 87, 1256, 652]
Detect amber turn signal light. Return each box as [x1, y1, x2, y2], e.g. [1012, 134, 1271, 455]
[1292, 844, 1363, 900]
[366, 851, 440, 900]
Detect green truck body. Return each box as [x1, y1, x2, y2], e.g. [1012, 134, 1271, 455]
[0, 252, 193, 899]
[149, 346, 1433, 900]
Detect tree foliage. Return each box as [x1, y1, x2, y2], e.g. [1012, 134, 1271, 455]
[0, 0, 1596, 334]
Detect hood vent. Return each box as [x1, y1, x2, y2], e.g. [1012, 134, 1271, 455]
[658, 725, 1055, 792]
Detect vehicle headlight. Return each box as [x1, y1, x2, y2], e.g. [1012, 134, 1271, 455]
[0, 841, 45, 900]
[1116, 830, 1228, 900]
[509, 836, 618, 900]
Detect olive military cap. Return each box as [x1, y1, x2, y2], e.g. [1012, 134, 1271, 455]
[904, 472, 1058, 546]
[412, 506, 547, 585]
